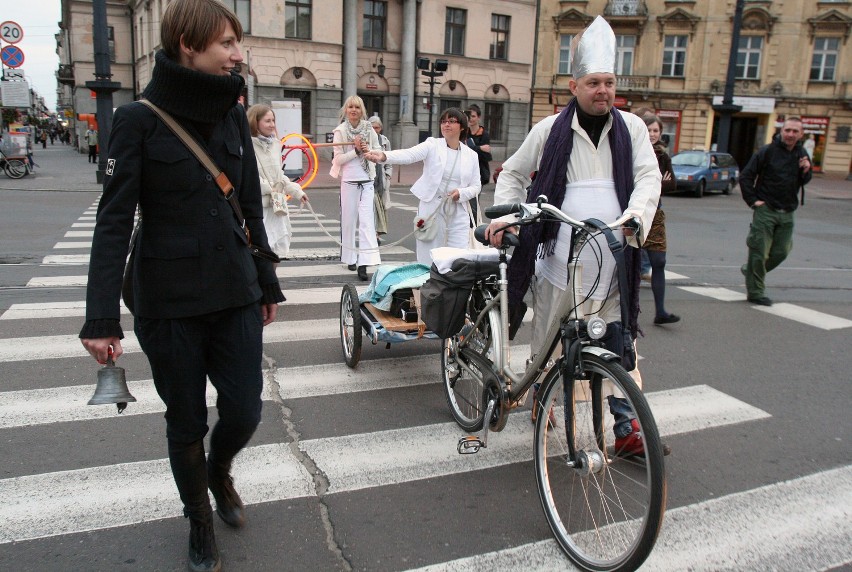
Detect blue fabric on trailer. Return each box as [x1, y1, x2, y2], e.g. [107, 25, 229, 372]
[359, 263, 431, 311]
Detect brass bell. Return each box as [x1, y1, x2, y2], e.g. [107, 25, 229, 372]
[88, 354, 137, 413]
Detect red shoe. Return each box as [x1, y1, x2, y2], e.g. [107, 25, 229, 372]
[614, 419, 645, 456]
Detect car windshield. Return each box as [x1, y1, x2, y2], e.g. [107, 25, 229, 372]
[672, 152, 707, 167]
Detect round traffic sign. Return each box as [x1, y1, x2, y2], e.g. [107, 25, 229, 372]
[0, 21, 24, 44]
[1, 45, 25, 68]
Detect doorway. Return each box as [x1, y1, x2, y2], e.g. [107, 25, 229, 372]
[713, 115, 758, 169]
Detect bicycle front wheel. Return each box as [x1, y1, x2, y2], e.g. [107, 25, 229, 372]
[3, 159, 27, 179]
[534, 353, 666, 572]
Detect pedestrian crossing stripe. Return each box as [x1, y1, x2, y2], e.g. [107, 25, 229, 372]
[406, 465, 852, 572]
[679, 286, 852, 330]
[0, 385, 770, 544]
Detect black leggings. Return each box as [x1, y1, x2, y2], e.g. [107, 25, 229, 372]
[647, 249, 669, 318]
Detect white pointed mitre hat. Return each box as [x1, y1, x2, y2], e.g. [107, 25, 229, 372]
[571, 16, 617, 78]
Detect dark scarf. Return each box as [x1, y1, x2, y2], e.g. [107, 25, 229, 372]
[142, 50, 244, 126]
[506, 98, 643, 337]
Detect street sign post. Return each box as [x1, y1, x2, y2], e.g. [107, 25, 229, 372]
[1, 45, 25, 68]
[0, 21, 24, 44]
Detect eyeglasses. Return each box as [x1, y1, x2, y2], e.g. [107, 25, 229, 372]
[440, 119, 460, 125]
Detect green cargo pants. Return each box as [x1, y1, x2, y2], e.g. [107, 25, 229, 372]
[743, 205, 794, 299]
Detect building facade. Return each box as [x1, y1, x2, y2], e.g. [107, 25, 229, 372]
[67, 0, 539, 161]
[56, 0, 137, 152]
[533, 0, 852, 174]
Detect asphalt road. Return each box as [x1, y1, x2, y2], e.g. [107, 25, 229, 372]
[1, 144, 851, 571]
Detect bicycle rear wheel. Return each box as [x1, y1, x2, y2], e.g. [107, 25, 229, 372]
[3, 159, 27, 179]
[534, 353, 666, 572]
[441, 295, 499, 431]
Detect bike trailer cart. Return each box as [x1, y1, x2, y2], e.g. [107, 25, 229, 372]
[339, 266, 440, 368]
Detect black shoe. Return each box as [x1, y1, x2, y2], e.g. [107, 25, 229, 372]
[747, 296, 773, 306]
[347, 264, 357, 271]
[188, 518, 221, 572]
[654, 313, 681, 325]
[357, 265, 368, 281]
[207, 459, 246, 528]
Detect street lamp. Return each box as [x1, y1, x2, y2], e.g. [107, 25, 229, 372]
[417, 57, 448, 135]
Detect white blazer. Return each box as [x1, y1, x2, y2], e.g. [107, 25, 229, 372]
[382, 137, 481, 203]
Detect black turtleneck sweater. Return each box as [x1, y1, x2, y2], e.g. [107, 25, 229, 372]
[576, 105, 610, 147]
[142, 50, 244, 140]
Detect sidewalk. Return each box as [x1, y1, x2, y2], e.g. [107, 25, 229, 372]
[0, 143, 101, 192]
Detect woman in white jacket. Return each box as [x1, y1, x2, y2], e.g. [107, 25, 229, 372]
[366, 108, 481, 265]
[247, 104, 308, 259]
[330, 95, 382, 281]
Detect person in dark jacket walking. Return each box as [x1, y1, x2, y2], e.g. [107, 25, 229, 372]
[79, 1, 284, 570]
[739, 116, 811, 306]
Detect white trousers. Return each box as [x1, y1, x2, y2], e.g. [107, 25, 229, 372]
[340, 180, 381, 266]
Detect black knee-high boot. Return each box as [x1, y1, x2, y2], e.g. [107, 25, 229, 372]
[169, 439, 221, 572]
[206, 419, 256, 528]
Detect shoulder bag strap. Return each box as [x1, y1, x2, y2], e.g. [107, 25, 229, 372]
[138, 99, 251, 243]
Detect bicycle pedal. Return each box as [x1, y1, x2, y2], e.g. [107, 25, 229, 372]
[457, 436, 485, 455]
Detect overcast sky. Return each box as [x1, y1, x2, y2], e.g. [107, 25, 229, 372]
[3, 1, 62, 111]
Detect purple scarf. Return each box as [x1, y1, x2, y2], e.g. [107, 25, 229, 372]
[507, 99, 643, 337]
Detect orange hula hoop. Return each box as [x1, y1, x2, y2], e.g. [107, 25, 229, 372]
[280, 133, 319, 189]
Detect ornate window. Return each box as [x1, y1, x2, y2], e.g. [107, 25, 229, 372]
[810, 37, 839, 81]
[363, 1, 386, 49]
[224, 0, 251, 34]
[490, 14, 510, 60]
[445, 8, 467, 56]
[616, 35, 635, 76]
[661, 35, 687, 77]
[558, 34, 574, 75]
[285, 0, 311, 40]
[736, 36, 763, 80]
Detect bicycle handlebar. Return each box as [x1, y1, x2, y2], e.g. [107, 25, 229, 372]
[487, 199, 639, 234]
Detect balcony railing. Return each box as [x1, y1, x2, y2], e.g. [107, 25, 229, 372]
[57, 64, 75, 86]
[616, 75, 650, 90]
[604, 0, 649, 17]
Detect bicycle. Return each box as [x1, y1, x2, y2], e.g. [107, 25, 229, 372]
[0, 149, 28, 179]
[440, 197, 666, 572]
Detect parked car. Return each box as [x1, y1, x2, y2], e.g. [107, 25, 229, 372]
[670, 150, 740, 198]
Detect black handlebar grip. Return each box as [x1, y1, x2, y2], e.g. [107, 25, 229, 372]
[473, 224, 521, 249]
[484, 203, 521, 219]
[473, 224, 490, 246]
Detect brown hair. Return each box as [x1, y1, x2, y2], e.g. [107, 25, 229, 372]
[440, 107, 469, 139]
[642, 113, 664, 133]
[247, 104, 273, 137]
[161, 0, 243, 60]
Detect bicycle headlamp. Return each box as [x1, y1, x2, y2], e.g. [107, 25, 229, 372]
[587, 317, 607, 340]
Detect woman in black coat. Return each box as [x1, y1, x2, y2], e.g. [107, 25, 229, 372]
[79, 1, 284, 569]
[642, 114, 680, 325]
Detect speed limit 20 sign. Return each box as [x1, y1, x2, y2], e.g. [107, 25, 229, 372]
[0, 21, 24, 44]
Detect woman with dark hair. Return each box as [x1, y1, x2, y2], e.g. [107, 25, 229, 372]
[365, 108, 481, 265]
[79, 0, 284, 569]
[643, 114, 680, 325]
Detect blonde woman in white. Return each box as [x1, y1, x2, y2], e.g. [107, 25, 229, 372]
[331, 95, 381, 281]
[247, 104, 307, 259]
[365, 107, 480, 265]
